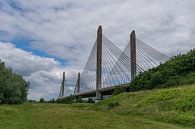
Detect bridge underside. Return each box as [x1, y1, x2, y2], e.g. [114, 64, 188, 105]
[73, 84, 129, 98]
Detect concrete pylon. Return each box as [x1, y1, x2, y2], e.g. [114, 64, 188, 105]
[130, 31, 136, 81]
[77, 72, 80, 93]
[96, 25, 102, 100]
[62, 72, 65, 97]
[59, 72, 65, 99]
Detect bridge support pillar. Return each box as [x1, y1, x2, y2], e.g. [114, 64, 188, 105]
[96, 25, 102, 100]
[130, 31, 136, 81]
[77, 72, 80, 93]
[59, 72, 65, 99]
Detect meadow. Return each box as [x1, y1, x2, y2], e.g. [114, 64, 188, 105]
[1, 84, 195, 129]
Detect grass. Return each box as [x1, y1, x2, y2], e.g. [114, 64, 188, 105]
[91, 84, 195, 127]
[0, 103, 192, 129]
[1, 84, 195, 129]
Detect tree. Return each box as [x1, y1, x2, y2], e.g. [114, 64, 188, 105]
[40, 98, 45, 103]
[0, 60, 30, 104]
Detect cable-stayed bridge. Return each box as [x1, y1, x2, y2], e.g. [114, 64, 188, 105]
[59, 26, 169, 100]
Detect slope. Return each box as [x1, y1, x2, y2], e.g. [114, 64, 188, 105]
[93, 84, 195, 127]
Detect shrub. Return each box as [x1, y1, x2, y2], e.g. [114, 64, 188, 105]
[130, 49, 195, 92]
[57, 95, 75, 104]
[112, 87, 126, 96]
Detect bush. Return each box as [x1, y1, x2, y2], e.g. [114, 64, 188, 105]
[57, 95, 75, 104]
[112, 87, 126, 96]
[130, 49, 195, 92]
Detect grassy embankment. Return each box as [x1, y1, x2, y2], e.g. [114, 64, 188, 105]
[1, 84, 195, 129]
[92, 83, 195, 128]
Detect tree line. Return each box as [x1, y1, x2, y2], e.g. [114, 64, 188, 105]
[0, 60, 29, 104]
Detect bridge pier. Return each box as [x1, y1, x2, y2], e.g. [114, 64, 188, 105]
[130, 31, 136, 81]
[96, 25, 103, 100]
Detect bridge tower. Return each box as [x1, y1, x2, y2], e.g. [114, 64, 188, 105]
[130, 31, 137, 81]
[59, 72, 65, 99]
[96, 25, 102, 100]
[77, 72, 80, 93]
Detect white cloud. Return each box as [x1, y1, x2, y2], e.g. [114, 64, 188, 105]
[0, 42, 60, 76]
[0, 1, 194, 58]
[0, 42, 76, 100]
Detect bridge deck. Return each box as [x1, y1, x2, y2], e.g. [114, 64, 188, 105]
[73, 84, 129, 98]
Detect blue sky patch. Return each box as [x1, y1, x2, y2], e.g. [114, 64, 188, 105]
[8, 36, 69, 66]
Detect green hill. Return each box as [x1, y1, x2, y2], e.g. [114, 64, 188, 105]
[92, 84, 195, 127]
[130, 49, 195, 91]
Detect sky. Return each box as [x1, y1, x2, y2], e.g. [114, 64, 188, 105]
[0, 0, 195, 100]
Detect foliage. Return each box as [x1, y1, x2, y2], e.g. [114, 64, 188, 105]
[112, 86, 126, 96]
[39, 98, 45, 103]
[0, 60, 29, 104]
[47, 98, 55, 103]
[56, 95, 75, 104]
[56, 96, 95, 104]
[130, 49, 195, 91]
[28, 100, 38, 103]
[75, 96, 82, 103]
[88, 98, 95, 103]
